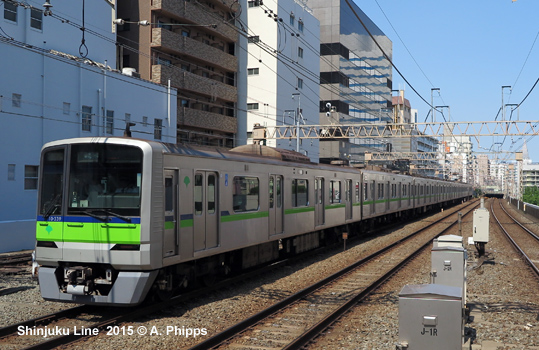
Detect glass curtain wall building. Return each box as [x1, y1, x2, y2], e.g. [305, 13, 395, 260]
[310, 0, 393, 164]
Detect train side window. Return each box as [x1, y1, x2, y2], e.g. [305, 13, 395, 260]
[194, 174, 203, 215]
[329, 180, 341, 203]
[233, 176, 259, 212]
[292, 179, 308, 207]
[355, 182, 360, 202]
[208, 174, 216, 214]
[269, 177, 274, 209]
[363, 182, 368, 201]
[276, 177, 282, 208]
[165, 177, 173, 212]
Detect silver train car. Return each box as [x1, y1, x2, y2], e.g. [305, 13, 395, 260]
[34, 137, 472, 305]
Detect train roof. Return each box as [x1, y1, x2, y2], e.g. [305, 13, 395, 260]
[41, 137, 472, 186]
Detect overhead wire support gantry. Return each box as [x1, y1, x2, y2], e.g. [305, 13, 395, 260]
[259, 120, 539, 140]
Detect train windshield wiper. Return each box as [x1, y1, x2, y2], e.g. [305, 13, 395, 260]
[81, 210, 108, 222]
[43, 194, 62, 220]
[91, 209, 132, 223]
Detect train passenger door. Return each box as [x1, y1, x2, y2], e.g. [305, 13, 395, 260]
[164, 169, 179, 257]
[269, 175, 283, 235]
[386, 181, 391, 210]
[194, 171, 219, 251]
[345, 179, 353, 221]
[315, 177, 325, 226]
[371, 181, 376, 214]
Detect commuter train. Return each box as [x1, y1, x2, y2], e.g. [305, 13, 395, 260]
[34, 137, 472, 305]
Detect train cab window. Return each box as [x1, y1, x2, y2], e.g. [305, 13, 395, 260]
[39, 148, 65, 217]
[233, 176, 259, 212]
[329, 180, 341, 203]
[292, 179, 308, 207]
[66, 144, 142, 216]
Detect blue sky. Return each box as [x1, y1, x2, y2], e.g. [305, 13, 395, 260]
[354, 0, 539, 162]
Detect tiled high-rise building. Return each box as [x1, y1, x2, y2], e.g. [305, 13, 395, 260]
[117, 0, 245, 147]
[310, 0, 393, 164]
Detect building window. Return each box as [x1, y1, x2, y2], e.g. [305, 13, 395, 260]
[7, 164, 15, 181]
[105, 110, 114, 134]
[247, 103, 259, 110]
[289, 13, 295, 26]
[142, 116, 148, 126]
[24, 165, 38, 190]
[125, 113, 131, 124]
[298, 47, 304, 58]
[157, 57, 172, 66]
[248, 0, 261, 7]
[12, 93, 21, 108]
[157, 20, 172, 31]
[298, 20, 304, 33]
[232, 176, 259, 212]
[181, 30, 189, 37]
[154, 118, 163, 140]
[4, 1, 17, 22]
[297, 78, 303, 89]
[247, 68, 259, 75]
[63, 102, 70, 115]
[248, 35, 260, 43]
[82, 106, 92, 131]
[30, 8, 42, 30]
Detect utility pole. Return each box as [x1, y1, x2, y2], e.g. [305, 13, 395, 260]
[292, 93, 301, 152]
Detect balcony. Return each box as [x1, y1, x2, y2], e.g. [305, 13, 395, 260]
[152, 64, 237, 102]
[178, 107, 237, 134]
[151, 0, 238, 42]
[152, 28, 237, 72]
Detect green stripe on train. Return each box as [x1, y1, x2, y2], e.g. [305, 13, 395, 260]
[36, 221, 141, 244]
[285, 207, 315, 215]
[221, 211, 269, 223]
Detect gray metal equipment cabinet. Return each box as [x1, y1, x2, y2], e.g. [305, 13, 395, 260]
[397, 284, 466, 350]
[431, 245, 467, 307]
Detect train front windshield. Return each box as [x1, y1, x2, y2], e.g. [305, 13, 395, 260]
[40, 144, 143, 218]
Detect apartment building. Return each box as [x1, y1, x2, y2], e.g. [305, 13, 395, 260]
[244, 0, 320, 161]
[117, 0, 245, 147]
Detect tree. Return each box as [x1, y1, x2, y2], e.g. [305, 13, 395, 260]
[522, 186, 539, 205]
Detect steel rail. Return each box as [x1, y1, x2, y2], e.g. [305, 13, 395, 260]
[189, 199, 478, 350]
[0, 305, 91, 339]
[491, 199, 539, 278]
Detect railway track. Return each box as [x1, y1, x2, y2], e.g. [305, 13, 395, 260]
[0, 201, 475, 349]
[491, 199, 539, 278]
[0, 252, 32, 266]
[189, 199, 479, 350]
